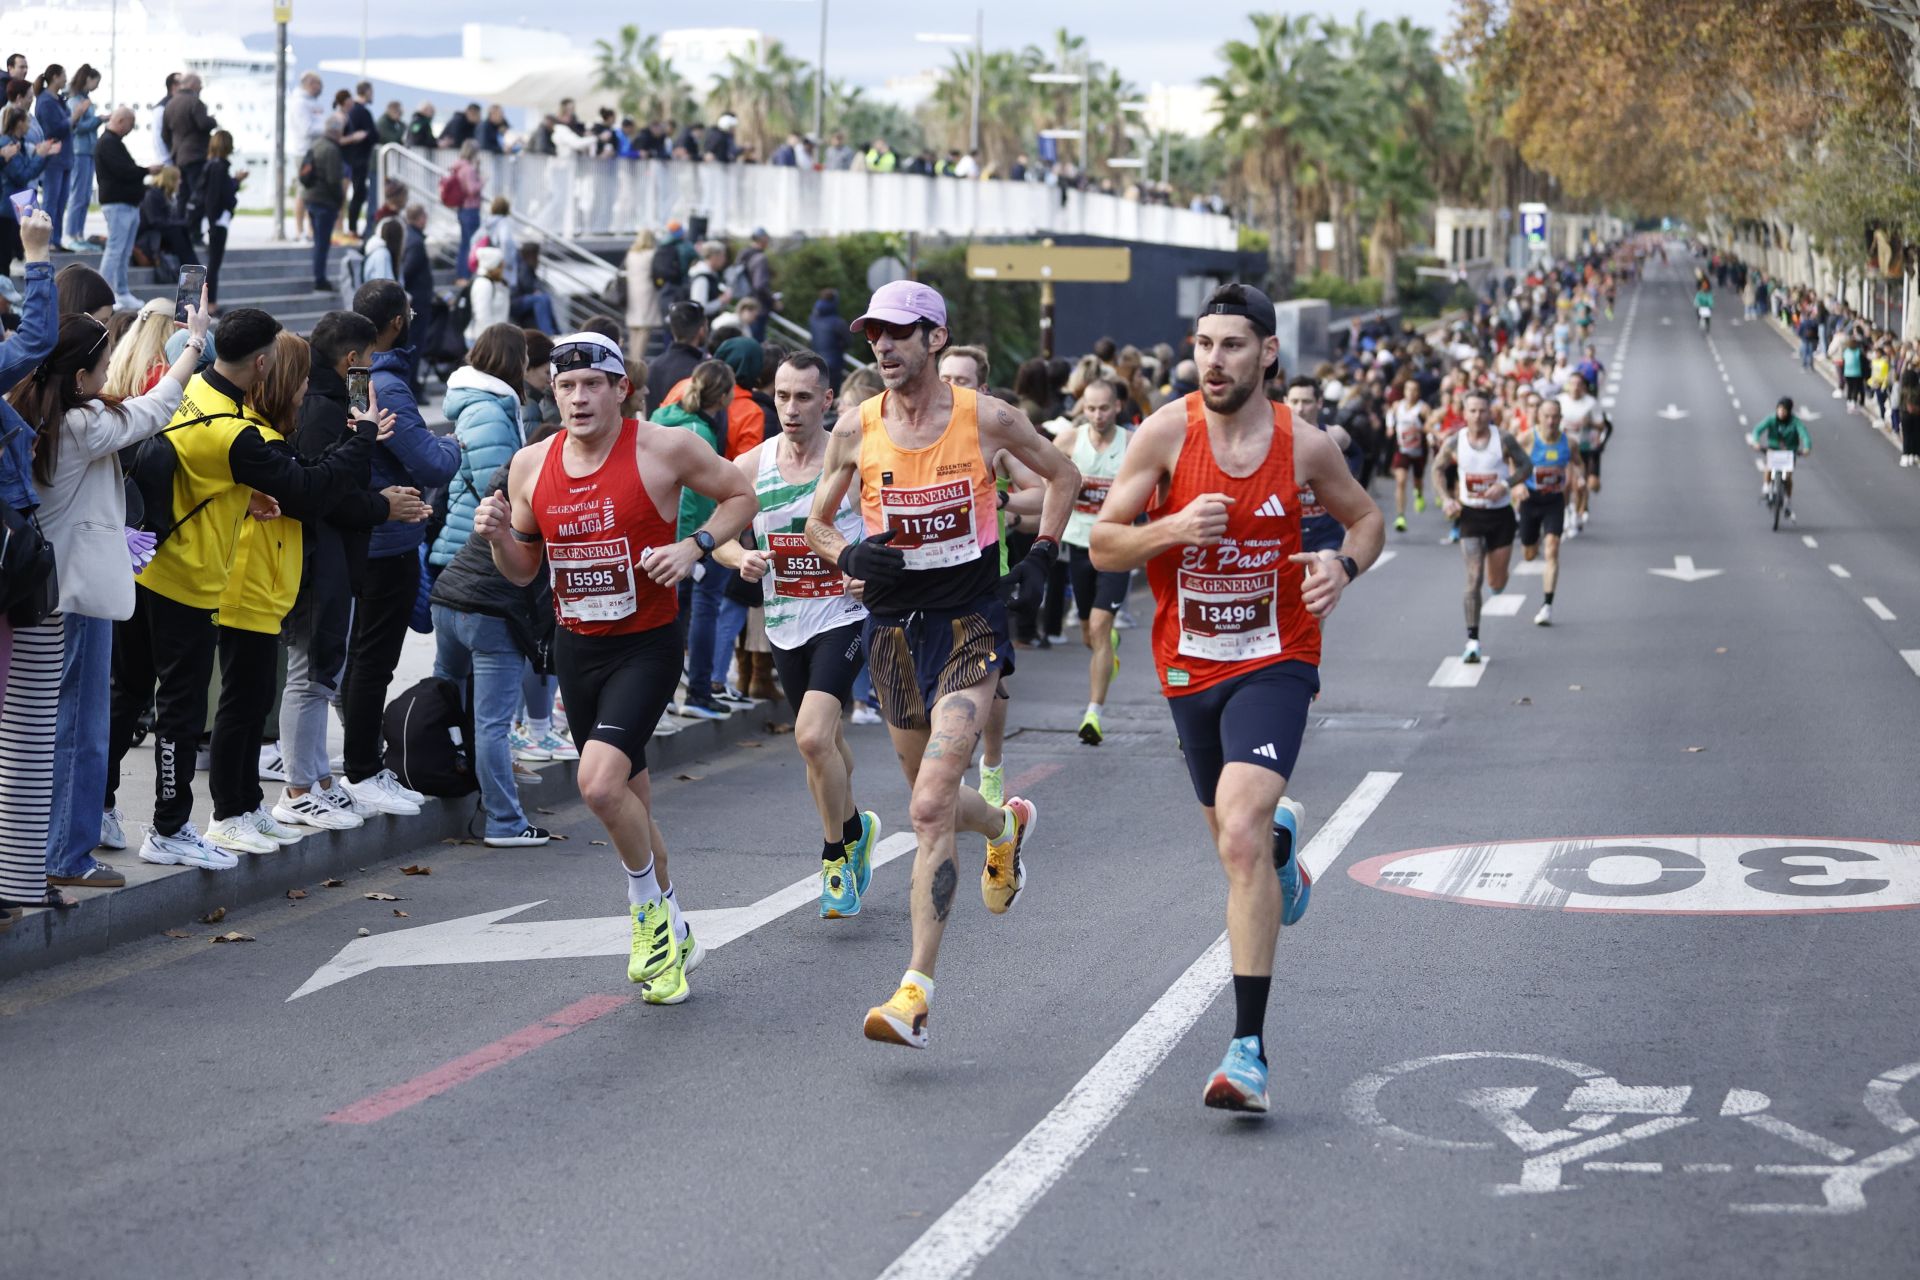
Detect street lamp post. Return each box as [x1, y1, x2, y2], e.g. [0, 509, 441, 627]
[814, 0, 828, 141]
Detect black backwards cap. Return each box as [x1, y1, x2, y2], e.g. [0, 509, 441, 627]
[1200, 283, 1278, 338]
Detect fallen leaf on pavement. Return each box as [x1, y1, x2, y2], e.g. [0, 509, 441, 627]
[675, 773, 704, 782]
[589, 839, 607, 846]
[210, 931, 254, 944]
[364, 892, 405, 901]
[286, 889, 308, 900]
[536, 807, 556, 815]
[1686, 746, 1707, 753]
[766, 723, 794, 735]
[357, 927, 370, 937]
[1512, 696, 1532, 706]
[320, 878, 344, 888]
[548, 833, 569, 841]
[401, 864, 431, 876]
[738, 740, 764, 749]
[440, 837, 463, 845]
[1715, 647, 1728, 654]
[1569, 684, 1583, 691]
[198, 907, 226, 924]
[163, 929, 191, 939]
[392, 909, 409, 918]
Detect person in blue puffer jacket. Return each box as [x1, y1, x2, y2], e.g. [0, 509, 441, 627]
[337, 279, 461, 817]
[0, 108, 55, 277]
[429, 323, 526, 568]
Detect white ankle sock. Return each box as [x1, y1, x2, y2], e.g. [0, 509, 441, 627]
[1086, 701, 1102, 718]
[526, 716, 552, 737]
[665, 884, 687, 940]
[625, 858, 661, 908]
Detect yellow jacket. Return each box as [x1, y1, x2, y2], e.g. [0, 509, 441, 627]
[136, 372, 263, 611]
[216, 410, 303, 634]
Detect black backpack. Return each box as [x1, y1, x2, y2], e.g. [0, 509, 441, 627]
[382, 676, 478, 798]
[128, 413, 225, 545]
[650, 241, 686, 299]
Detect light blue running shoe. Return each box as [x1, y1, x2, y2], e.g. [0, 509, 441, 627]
[1204, 1036, 1270, 1112]
[850, 810, 880, 897]
[1273, 796, 1310, 926]
[820, 854, 861, 918]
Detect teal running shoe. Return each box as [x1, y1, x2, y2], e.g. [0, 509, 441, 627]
[850, 810, 880, 897]
[820, 854, 861, 919]
[1204, 1036, 1270, 1112]
[1273, 796, 1310, 926]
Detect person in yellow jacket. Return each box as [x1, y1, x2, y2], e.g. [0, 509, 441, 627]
[105, 308, 377, 870]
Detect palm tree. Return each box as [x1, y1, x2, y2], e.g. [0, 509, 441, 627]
[833, 81, 926, 156]
[707, 38, 815, 158]
[593, 25, 696, 124]
[924, 47, 1045, 175]
[1208, 14, 1345, 296]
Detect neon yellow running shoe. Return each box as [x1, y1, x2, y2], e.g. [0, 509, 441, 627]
[627, 899, 675, 983]
[680, 921, 703, 973]
[1414, 491, 1427, 514]
[978, 761, 1004, 808]
[1077, 707, 1103, 746]
[641, 942, 690, 1005]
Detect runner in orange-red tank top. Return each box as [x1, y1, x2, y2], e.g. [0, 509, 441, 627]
[1089, 283, 1384, 1115]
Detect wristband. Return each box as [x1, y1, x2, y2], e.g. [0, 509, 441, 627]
[1029, 536, 1059, 560]
[1335, 554, 1360, 583]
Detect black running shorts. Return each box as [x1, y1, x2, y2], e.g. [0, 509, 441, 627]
[863, 595, 1014, 732]
[1457, 504, 1518, 550]
[1167, 660, 1320, 807]
[1518, 494, 1566, 545]
[555, 622, 681, 778]
[770, 620, 866, 718]
[1579, 446, 1602, 481]
[1068, 544, 1130, 620]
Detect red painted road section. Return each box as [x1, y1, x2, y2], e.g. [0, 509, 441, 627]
[326, 994, 634, 1124]
[1009, 762, 1063, 792]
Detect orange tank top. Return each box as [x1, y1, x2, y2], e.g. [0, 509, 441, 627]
[1146, 394, 1322, 696]
[857, 385, 1000, 613]
[530, 418, 679, 636]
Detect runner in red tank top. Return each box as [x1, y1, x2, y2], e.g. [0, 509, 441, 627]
[1091, 284, 1384, 1113]
[473, 332, 756, 1006]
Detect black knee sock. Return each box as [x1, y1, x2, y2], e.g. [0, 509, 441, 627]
[1232, 975, 1271, 1056]
[842, 813, 863, 847]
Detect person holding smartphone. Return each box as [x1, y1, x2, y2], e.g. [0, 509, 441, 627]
[0, 104, 58, 276]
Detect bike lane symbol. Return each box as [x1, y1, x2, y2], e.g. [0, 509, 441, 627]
[1343, 1051, 1920, 1214]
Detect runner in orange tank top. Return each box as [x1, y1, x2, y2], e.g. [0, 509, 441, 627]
[1091, 283, 1384, 1113]
[473, 332, 756, 1007]
[805, 280, 1082, 1051]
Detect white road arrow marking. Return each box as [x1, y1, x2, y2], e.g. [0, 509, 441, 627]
[1649, 555, 1723, 582]
[1800, 409, 1822, 421]
[1656, 404, 1690, 420]
[288, 831, 918, 999]
[1660, 317, 1673, 325]
[1482, 592, 1527, 618]
[1429, 656, 1488, 688]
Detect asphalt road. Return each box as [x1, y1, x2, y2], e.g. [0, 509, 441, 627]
[3, 254, 1918, 1279]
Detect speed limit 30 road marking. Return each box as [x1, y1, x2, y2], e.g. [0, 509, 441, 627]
[1348, 836, 1920, 914]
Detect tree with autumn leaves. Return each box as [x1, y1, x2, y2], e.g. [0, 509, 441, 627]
[1451, 0, 1920, 276]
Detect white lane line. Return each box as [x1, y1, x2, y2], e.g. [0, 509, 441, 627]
[1731, 398, 1741, 411]
[1373, 549, 1398, 569]
[1429, 656, 1488, 688]
[1864, 597, 1896, 621]
[1829, 564, 1852, 579]
[1587, 1162, 1664, 1174]
[876, 774, 1399, 1280]
[1513, 559, 1547, 576]
[1482, 592, 1527, 618]
[1902, 651, 1920, 679]
[1739, 415, 1748, 426]
[1801, 535, 1819, 549]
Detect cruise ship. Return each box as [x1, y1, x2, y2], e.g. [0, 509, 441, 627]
[6, 0, 291, 172]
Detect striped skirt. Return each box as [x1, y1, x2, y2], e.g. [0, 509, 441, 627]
[0, 616, 65, 904]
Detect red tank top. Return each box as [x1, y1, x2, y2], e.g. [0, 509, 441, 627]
[1146, 394, 1322, 697]
[529, 418, 679, 636]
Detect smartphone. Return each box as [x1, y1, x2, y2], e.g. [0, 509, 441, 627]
[174, 264, 207, 323]
[8, 189, 36, 221]
[347, 366, 371, 415]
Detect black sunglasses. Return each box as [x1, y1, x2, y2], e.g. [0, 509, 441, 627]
[862, 319, 928, 344]
[550, 342, 622, 375]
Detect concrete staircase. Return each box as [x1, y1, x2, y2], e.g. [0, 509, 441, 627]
[60, 240, 401, 337]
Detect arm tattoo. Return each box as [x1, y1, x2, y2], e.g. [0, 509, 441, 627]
[930, 856, 958, 921]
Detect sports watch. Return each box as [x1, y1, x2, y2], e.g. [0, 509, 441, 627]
[692, 530, 717, 559]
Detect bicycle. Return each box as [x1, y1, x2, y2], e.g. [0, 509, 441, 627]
[1698, 304, 1712, 334]
[1761, 448, 1795, 530]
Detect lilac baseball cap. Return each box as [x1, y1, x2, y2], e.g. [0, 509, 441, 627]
[851, 279, 947, 331]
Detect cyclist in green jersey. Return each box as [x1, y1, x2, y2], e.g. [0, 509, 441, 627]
[1748, 396, 1811, 518]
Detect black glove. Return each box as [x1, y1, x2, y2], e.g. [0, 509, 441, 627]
[837, 529, 906, 589]
[998, 536, 1057, 609]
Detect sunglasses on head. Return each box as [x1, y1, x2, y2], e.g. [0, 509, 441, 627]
[82, 317, 109, 364]
[862, 319, 925, 344]
[550, 342, 621, 375]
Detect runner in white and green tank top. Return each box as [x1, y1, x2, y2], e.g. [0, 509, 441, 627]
[1055, 377, 1133, 745]
[713, 353, 881, 921]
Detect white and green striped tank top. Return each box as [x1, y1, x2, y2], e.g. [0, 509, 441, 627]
[754, 442, 869, 649]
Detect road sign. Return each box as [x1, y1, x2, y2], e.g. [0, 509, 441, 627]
[965, 245, 1131, 283]
[866, 255, 908, 292]
[1518, 202, 1548, 250]
[1348, 836, 1920, 914]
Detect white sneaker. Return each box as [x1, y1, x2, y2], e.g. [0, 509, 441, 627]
[384, 769, 428, 805]
[207, 814, 280, 855]
[1534, 603, 1553, 627]
[258, 744, 286, 782]
[340, 771, 423, 816]
[139, 822, 239, 870]
[317, 782, 371, 821]
[1462, 638, 1483, 664]
[850, 702, 882, 726]
[532, 729, 578, 761]
[99, 807, 128, 851]
[249, 807, 305, 846]
[509, 726, 550, 761]
[272, 787, 362, 831]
